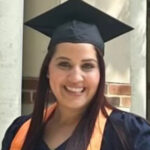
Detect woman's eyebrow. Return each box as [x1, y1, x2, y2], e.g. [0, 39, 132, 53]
[56, 56, 70, 60]
[82, 59, 98, 63]
[55, 57, 97, 63]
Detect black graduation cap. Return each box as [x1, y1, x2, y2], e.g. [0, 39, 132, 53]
[25, 0, 133, 55]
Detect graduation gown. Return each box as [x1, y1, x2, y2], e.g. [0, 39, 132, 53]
[2, 109, 150, 150]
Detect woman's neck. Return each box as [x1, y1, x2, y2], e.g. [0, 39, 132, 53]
[52, 105, 86, 125]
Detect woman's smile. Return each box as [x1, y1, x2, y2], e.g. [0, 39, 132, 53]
[62, 82, 86, 98]
[64, 86, 85, 94]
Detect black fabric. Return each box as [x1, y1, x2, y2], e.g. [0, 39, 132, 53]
[2, 115, 31, 150]
[48, 20, 104, 54]
[25, 0, 133, 55]
[2, 110, 150, 150]
[101, 110, 150, 150]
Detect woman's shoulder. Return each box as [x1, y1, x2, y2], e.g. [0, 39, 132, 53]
[2, 115, 31, 150]
[110, 109, 150, 149]
[111, 109, 150, 129]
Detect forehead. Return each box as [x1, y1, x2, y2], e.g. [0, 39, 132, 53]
[53, 42, 98, 60]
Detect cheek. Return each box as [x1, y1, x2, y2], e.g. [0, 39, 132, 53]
[86, 71, 100, 96]
[85, 71, 100, 102]
[49, 71, 58, 88]
[48, 65, 57, 90]
[48, 67, 66, 92]
[88, 71, 100, 86]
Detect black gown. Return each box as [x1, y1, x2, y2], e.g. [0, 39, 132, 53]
[2, 109, 150, 150]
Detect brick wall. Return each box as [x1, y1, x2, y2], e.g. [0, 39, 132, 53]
[22, 77, 131, 114]
[22, 77, 38, 104]
[105, 83, 131, 108]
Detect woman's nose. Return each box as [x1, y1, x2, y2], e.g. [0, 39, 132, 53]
[67, 67, 84, 83]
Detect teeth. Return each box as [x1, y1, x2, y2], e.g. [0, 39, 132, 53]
[66, 86, 84, 92]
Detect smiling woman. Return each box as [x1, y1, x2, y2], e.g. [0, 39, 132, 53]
[2, 1, 150, 150]
[44, 43, 101, 149]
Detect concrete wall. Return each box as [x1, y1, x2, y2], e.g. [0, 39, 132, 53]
[129, 0, 147, 117]
[94, 0, 131, 83]
[23, 0, 60, 77]
[0, 0, 23, 147]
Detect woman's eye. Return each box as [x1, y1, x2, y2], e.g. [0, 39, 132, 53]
[82, 63, 95, 70]
[57, 62, 71, 69]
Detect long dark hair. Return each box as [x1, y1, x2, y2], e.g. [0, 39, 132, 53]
[21, 45, 127, 150]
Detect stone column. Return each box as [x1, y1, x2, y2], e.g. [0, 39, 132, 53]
[129, 0, 147, 117]
[0, 0, 24, 147]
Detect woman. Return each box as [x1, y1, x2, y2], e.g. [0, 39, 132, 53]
[2, 0, 150, 150]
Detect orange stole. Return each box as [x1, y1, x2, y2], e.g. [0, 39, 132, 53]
[10, 103, 112, 150]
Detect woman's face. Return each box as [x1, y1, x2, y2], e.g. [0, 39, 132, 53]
[47, 42, 100, 110]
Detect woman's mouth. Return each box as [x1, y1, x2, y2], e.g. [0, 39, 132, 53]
[64, 86, 85, 94]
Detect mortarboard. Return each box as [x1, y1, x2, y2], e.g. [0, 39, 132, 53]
[25, 0, 133, 55]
